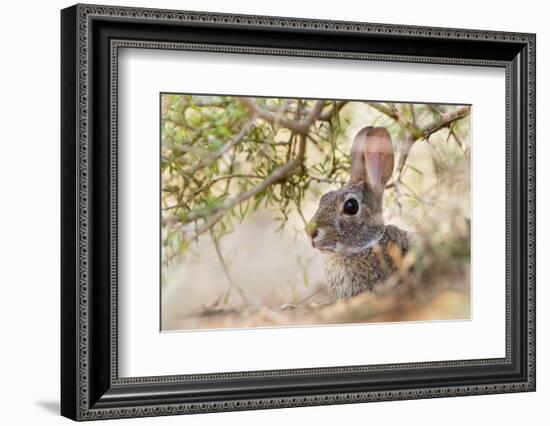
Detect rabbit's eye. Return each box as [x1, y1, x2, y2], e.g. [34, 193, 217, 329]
[343, 198, 359, 215]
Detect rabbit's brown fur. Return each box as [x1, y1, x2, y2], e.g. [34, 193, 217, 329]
[324, 225, 409, 299]
[307, 126, 409, 300]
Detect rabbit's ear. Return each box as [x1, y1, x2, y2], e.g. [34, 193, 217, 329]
[350, 126, 394, 194]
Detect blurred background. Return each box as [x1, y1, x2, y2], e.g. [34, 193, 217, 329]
[160, 95, 471, 331]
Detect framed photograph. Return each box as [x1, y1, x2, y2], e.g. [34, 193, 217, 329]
[61, 4, 536, 421]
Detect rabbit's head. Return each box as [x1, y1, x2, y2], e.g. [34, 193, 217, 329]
[307, 126, 394, 255]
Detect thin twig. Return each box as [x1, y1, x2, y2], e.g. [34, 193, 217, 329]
[163, 174, 265, 211]
[181, 120, 254, 175]
[183, 133, 309, 223]
[240, 98, 326, 134]
[421, 105, 470, 140]
[210, 231, 249, 306]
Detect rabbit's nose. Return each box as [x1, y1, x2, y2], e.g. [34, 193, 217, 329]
[306, 221, 318, 239]
[310, 228, 319, 240]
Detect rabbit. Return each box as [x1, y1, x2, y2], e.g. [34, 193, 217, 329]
[306, 126, 409, 300]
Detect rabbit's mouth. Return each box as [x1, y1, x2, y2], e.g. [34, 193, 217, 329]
[311, 238, 338, 254]
[319, 248, 339, 255]
[309, 228, 334, 252]
[314, 244, 337, 254]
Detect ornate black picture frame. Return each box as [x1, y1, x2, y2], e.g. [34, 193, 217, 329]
[61, 3, 536, 421]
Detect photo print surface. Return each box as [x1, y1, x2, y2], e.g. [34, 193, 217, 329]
[160, 94, 471, 331]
